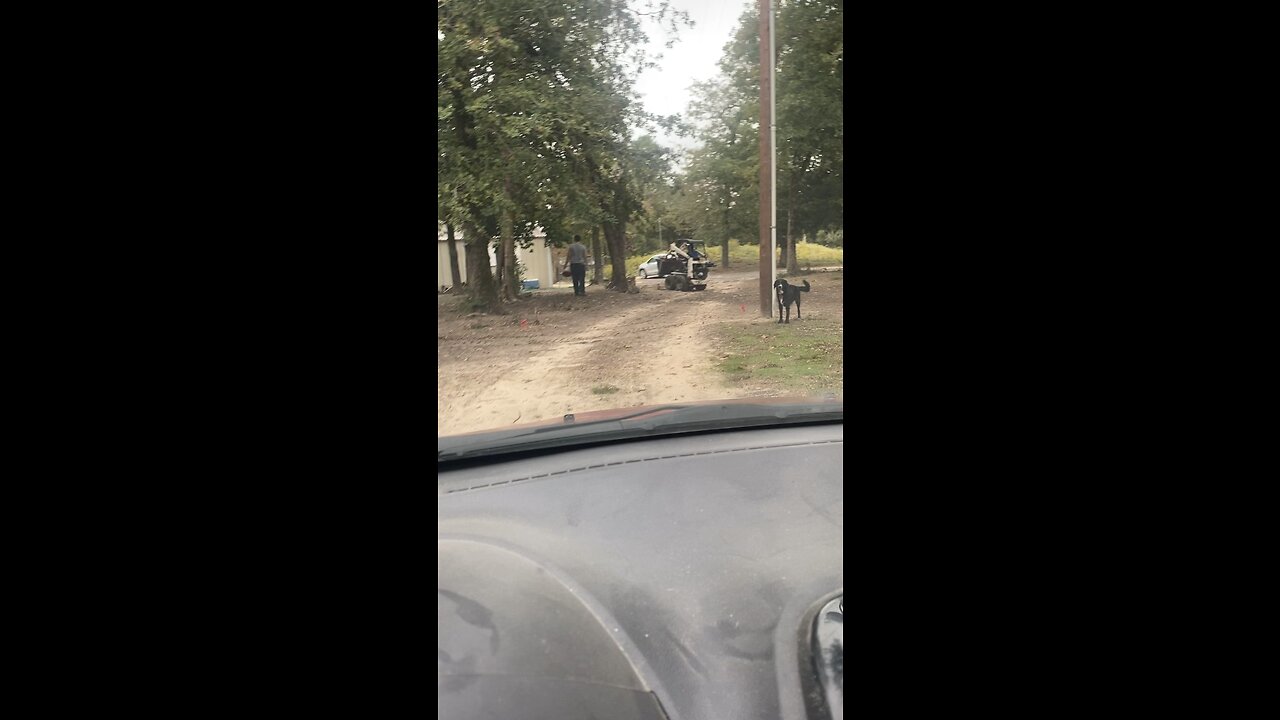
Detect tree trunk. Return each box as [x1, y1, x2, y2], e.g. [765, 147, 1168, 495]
[604, 221, 629, 291]
[777, 232, 787, 269]
[721, 212, 731, 269]
[464, 231, 476, 286]
[493, 237, 506, 299]
[499, 176, 519, 301]
[446, 222, 462, 288]
[591, 226, 604, 285]
[463, 222, 500, 312]
[784, 164, 805, 274]
[786, 208, 800, 274]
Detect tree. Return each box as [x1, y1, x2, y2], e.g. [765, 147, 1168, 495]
[666, 1, 842, 273]
[439, 0, 689, 304]
[776, 0, 843, 272]
[682, 72, 759, 267]
[591, 225, 604, 284]
[620, 135, 677, 258]
[445, 222, 462, 289]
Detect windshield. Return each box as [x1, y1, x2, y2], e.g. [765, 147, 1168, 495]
[438, 0, 843, 445]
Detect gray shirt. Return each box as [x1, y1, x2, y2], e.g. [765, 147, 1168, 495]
[567, 242, 588, 265]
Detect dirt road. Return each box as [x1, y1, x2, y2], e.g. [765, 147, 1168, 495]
[438, 268, 841, 436]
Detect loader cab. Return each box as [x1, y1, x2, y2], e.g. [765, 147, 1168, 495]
[683, 240, 715, 266]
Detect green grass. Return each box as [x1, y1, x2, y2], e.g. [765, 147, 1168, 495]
[591, 385, 620, 395]
[624, 240, 842, 274]
[623, 250, 662, 273]
[715, 320, 843, 395]
[725, 241, 769, 266]
[793, 242, 843, 266]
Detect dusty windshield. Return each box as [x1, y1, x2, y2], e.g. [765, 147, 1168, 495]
[438, 0, 843, 438]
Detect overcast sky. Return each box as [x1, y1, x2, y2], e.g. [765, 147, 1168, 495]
[632, 0, 751, 154]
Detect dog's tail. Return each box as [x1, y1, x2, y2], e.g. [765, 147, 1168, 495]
[800, 280, 811, 292]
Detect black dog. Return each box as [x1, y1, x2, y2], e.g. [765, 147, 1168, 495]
[773, 279, 810, 323]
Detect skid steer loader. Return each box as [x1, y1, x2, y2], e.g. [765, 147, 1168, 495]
[658, 240, 712, 291]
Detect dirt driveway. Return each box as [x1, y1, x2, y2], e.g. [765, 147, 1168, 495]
[438, 267, 843, 436]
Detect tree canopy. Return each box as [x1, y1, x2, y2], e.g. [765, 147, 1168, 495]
[438, 0, 688, 307]
[658, 1, 842, 270]
[437, 0, 841, 308]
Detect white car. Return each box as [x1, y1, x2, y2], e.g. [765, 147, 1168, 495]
[636, 254, 669, 279]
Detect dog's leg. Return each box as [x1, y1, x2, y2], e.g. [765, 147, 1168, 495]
[795, 297, 800, 320]
[777, 299, 784, 323]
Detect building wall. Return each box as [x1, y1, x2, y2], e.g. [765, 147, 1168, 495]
[438, 239, 467, 290]
[515, 240, 557, 288]
[438, 224, 559, 290]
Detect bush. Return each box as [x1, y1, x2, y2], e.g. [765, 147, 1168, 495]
[813, 228, 843, 248]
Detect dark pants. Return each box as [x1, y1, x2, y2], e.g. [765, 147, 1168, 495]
[570, 263, 586, 295]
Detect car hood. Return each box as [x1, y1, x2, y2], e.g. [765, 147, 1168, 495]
[438, 395, 843, 463]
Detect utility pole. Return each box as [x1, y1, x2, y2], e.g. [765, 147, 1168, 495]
[758, 0, 776, 317]
[770, 0, 777, 300]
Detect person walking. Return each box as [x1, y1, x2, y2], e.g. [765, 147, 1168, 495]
[564, 235, 588, 296]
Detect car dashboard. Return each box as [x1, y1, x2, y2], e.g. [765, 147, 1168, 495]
[438, 422, 844, 720]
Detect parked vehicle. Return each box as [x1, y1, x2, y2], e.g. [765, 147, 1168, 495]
[636, 254, 669, 279]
